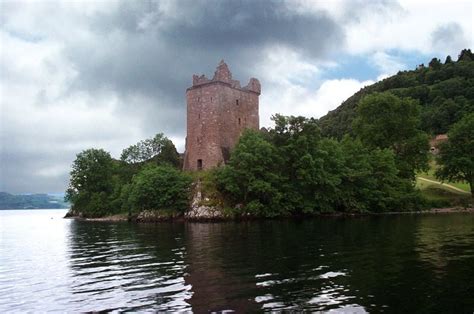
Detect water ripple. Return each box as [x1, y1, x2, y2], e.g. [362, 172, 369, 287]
[1, 211, 474, 312]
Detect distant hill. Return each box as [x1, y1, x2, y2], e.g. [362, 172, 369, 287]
[0, 192, 70, 209]
[319, 49, 474, 138]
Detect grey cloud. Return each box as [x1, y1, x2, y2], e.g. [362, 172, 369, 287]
[2, 0, 397, 193]
[55, 0, 348, 156]
[65, 0, 345, 109]
[431, 22, 467, 54]
[0, 150, 71, 193]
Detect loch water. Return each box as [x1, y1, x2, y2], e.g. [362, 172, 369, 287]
[1, 209, 474, 312]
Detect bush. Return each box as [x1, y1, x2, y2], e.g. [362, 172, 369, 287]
[129, 165, 192, 212]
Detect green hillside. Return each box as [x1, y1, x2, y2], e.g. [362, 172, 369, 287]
[319, 49, 474, 138]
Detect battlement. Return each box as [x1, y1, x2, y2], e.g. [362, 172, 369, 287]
[190, 60, 261, 95]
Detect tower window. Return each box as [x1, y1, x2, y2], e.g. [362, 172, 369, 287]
[238, 118, 241, 125]
[197, 159, 203, 170]
[236, 99, 239, 106]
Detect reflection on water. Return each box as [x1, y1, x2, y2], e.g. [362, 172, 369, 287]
[1, 210, 474, 312]
[67, 222, 191, 311]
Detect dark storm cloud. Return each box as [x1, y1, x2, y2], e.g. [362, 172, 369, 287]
[64, 0, 345, 134]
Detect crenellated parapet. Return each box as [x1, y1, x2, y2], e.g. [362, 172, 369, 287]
[192, 74, 210, 86]
[190, 60, 260, 94]
[243, 78, 261, 95]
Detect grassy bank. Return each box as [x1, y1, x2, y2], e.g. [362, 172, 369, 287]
[416, 160, 471, 207]
[418, 160, 470, 192]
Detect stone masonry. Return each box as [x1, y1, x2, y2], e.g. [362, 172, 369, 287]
[183, 60, 261, 170]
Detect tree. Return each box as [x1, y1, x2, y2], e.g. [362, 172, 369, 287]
[293, 138, 345, 213]
[121, 133, 180, 167]
[268, 114, 332, 212]
[65, 148, 115, 216]
[429, 58, 442, 70]
[458, 49, 473, 62]
[215, 129, 285, 216]
[129, 165, 192, 212]
[436, 113, 474, 198]
[353, 92, 429, 180]
[445, 55, 453, 64]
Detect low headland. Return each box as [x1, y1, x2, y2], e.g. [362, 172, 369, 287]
[64, 51, 474, 222]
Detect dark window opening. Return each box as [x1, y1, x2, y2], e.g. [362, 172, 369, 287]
[221, 147, 231, 164]
[238, 118, 241, 125]
[210, 97, 213, 102]
[197, 159, 203, 170]
[198, 113, 200, 119]
[236, 99, 239, 106]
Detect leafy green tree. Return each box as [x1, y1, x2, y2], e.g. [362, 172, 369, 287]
[436, 113, 474, 197]
[353, 92, 429, 180]
[335, 136, 422, 213]
[458, 49, 473, 62]
[129, 165, 192, 212]
[215, 129, 285, 216]
[429, 58, 442, 70]
[268, 114, 329, 212]
[293, 138, 345, 213]
[65, 148, 115, 216]
[121, 133, 180, 167]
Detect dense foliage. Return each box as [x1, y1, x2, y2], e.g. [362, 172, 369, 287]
[353, 92, 429, 179]
[215, 116, 424, 217]
[65, 134, 187, 217]
[319, 49, 474, 138]
[120, 133, 180, 168]
[129, 166, 192, 212]
[436, 113, 474, 197]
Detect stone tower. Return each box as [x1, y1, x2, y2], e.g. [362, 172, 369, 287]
[183, 60, 261, 171]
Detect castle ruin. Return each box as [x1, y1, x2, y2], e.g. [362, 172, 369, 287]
[183, 60, 261, 170]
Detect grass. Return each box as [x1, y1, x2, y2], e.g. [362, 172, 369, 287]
[416, 159, 472, 207]
[417, 160, 470, 192]
[416, 177, 471, 208]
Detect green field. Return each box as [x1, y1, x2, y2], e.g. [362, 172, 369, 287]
[416, 160, 471, 207]
[418, 160, 470, 192]
[416, 177, 470, 208]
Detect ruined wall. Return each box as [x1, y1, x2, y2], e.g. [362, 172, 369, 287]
[183, 61, 260, 171]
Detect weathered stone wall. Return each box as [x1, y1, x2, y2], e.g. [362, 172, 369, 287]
[183, 61, 260, 170]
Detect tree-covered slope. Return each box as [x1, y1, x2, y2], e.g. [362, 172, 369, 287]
[319, 49, 474, 138]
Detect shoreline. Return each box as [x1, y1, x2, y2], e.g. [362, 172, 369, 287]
[65, 206, 474, 223]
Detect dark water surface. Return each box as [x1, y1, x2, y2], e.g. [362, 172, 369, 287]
[1, 210, 474, 312]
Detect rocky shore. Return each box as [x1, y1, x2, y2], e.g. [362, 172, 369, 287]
[64, 206, 474, 223]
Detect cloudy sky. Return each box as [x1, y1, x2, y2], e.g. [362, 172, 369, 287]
[0, 0, 472, 194]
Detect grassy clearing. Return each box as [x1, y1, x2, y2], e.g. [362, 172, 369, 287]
[418, 160, 470, 192]
[416, 177, 471, 208]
